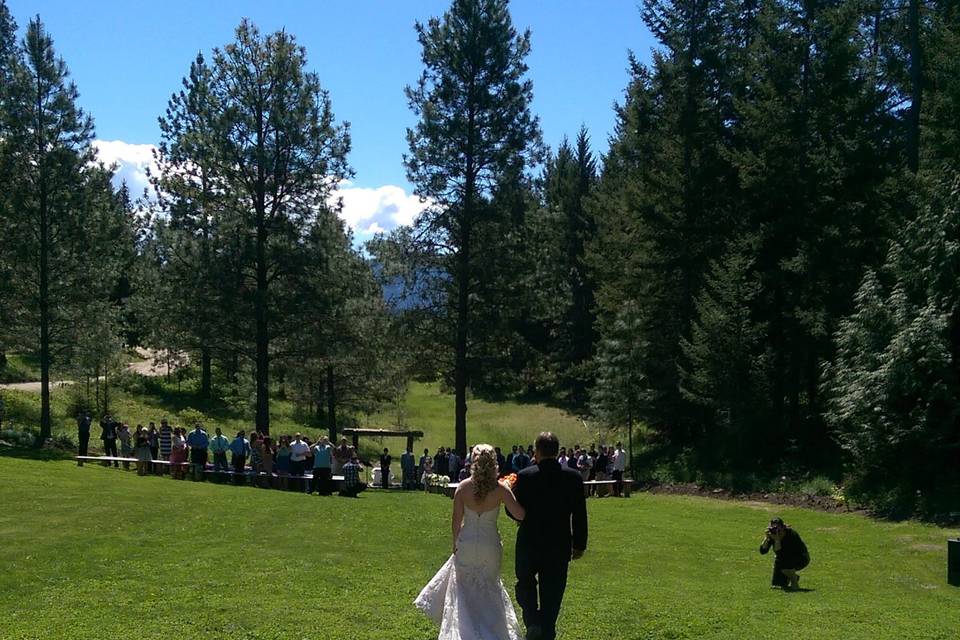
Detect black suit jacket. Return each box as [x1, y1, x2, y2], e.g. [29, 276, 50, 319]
[511, 458, 588, 562]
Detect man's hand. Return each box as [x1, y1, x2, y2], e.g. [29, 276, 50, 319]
[571, 548, 584, 561]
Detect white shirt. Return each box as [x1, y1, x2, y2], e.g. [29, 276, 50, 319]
[290, 440, 310, 462]
[613, 448, 626, 471]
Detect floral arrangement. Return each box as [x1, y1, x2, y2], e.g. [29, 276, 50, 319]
[425, 474, 451, 488]
[501, 473, 518, 488]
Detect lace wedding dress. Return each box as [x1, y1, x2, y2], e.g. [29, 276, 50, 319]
[414, 506, 523, 640]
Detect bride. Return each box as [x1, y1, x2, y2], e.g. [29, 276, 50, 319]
[415, 444, 526, 640]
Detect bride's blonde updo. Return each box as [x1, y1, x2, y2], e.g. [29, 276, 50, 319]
[470, 444, 499, 500]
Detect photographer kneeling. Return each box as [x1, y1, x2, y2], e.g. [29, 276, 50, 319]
[759, 517, 809, 591]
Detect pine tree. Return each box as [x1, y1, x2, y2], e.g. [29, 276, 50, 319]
[0, 0, 18, 371]
[823, 171, 960, 514]
[203, 20, 351, 433]
[540, 128, 598, 406]
[152, 52, 228, 399]
[1, 18, 128, 440]
[404, 0, 542, 455]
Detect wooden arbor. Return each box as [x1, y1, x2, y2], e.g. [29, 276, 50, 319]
[341, 428, 425, 452]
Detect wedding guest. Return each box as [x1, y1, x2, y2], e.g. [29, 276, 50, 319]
[118, 423, 133, 470]
[333, 437, 350, 475]
[587, 445, 598, 481]
[76, 412, 91, 466]
[577, 449, 592, 483]
[401, 446, 417, 490]
[447, 449, 461, 482]
[435, 447, 449, 479]
[418, 448, 431, 489]
[147, 423, 160, 473]
[557, 446, 568, 468]
[311, 436, 334, 495]
[494, 446, 505, 472]
[250, 433, 264, 486]
[340, 454, 366, 497]
[289, 433, 310, 492]
[611, 442, 627, 497]
[260, 437, 276, 487]
[759, 518, 810, 590]
[169, 428, 188, 480]
[158, 418, 173, 465]
[567, 446, 581, 470]
[134, 428, 152, 476]
[379, 448, 392, 489]
[512, 447, 530, 473]
[100, 415, 119, 466]
[230, 430, 250, 483]
[186, 423, 209, 481]
[209, 427, 231, 475]
[275, 436, 292, 490]
[595, 447, 609, 482]
[506, 445, 518, 472]
[420, 450, 434, 489]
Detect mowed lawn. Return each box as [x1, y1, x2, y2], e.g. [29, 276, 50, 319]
[0, 457, 957, 640]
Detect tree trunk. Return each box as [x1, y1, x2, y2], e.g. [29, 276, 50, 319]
[315, 380, 326, 426]
[906, 0, 922, 173]
[38, 164, 52, 442]
[326, 365, 337, 442]
[254, 213, 270, 434]
[200, 345, 212, 399]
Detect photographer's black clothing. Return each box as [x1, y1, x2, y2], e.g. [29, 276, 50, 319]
[760, 529, 810, 587]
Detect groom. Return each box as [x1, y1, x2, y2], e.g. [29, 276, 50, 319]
[510, 432, 588, 640]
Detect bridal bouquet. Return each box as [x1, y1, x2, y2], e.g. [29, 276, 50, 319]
[501, 473, 518, 488]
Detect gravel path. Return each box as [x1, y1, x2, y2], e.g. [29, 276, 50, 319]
[0, 348, 171, 392]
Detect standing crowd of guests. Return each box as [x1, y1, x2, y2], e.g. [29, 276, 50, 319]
[77, 413, 372, 497]
[78, 412, 630, 497]
[413, 441, 630, 496]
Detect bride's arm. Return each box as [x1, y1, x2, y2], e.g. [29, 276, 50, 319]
[499, 483, 525, 521]
[451, 485, 465, 553]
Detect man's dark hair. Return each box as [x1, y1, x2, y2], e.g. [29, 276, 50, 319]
[535, 432, 560, 458]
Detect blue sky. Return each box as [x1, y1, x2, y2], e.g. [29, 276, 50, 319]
[7, 0, 655, 237]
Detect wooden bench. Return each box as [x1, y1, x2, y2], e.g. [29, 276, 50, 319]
[583, 479, 631, 497]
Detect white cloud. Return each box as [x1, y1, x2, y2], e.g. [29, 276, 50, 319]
[91, 139, 427, 238]
[334, 181, 428, 238]
[93, 139, 158, 197]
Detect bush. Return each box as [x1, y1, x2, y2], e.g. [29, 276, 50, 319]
[797, 475, 837, 497]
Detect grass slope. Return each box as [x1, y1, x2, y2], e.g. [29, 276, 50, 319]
[0, 457, 957, 639]
[1, 380, 595, 456]
[366, 382, 594, 452]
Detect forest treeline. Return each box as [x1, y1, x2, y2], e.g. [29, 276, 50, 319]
[1, 0, 958, 515]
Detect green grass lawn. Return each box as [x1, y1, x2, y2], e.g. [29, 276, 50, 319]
[0, 456, 956, 639]
[1, 379, 600, 458]
[365, 382, 596, 453]
[0, 352, 42, 383]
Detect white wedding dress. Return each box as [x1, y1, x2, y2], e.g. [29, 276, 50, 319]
[414, 506, 523, 640]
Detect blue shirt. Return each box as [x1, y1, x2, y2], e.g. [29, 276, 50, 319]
[312, 444, 332, 468]
[229, 437, 250, 456]
[186, 429, 209, 449]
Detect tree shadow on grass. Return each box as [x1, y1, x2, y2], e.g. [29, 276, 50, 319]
[0, 446, 73, 462]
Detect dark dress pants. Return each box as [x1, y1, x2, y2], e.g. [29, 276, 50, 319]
[313, 467, 332, 495]
[515, 549, 569, 640]
[103, 438, 118, 466]
[78, 432, 89, 464]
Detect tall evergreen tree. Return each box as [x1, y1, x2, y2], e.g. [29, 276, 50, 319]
[152, 52, 227, 399]
[204, 20, 351, 433]
[1, 18, 128, 439]
[0, 0, 18, 371]
[403, 0, 542, 454]
[541, 128, 598, 406]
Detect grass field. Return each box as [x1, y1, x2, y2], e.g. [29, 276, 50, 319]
[0, 456, 957, 639]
